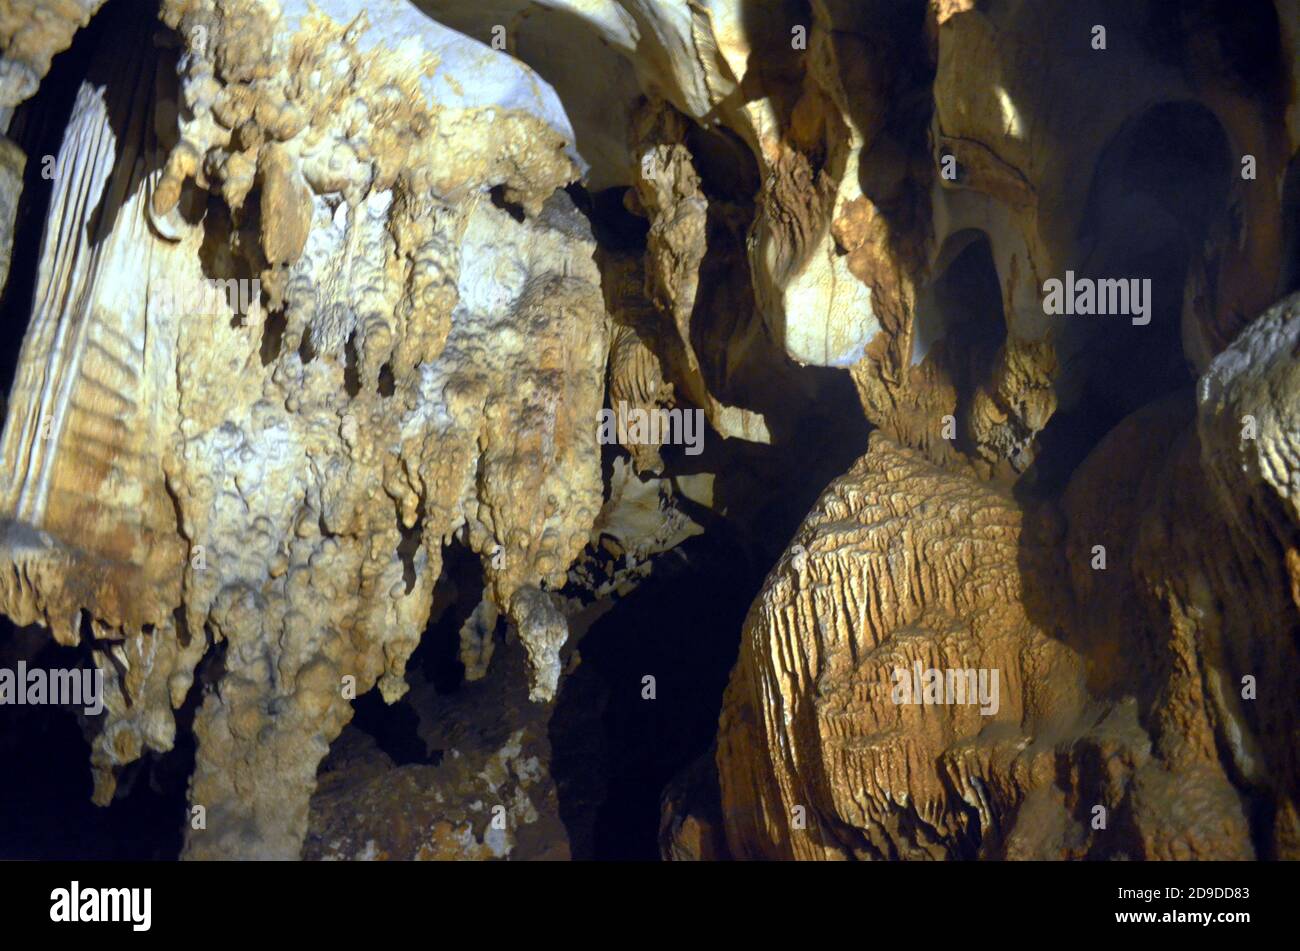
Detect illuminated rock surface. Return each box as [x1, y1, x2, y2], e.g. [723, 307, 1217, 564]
[0, 0, 1296, 860]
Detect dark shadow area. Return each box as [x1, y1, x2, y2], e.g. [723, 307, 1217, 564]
[343, 331, 361, 396]
[410, 538, 480, 698]
[550, 528, 752, 860]
[488, 184, 526, 223]
[260, 307, 287, 366]
[685, 124, 761, 203]
[1282, 150, 1300, 298]
[0, 616, 195, 860]
[565, 184, 647, 252]
[1072, 100, 1229, 408]
[1038, 101, 1230, 497]
[197, 190, 264, 306]
[914, 231, 1008, 460]
[735, 0, 811, 122]
[340, 539, 481, 767]
[347, 684, 433, 768]
[1141, 0, 1290, 111]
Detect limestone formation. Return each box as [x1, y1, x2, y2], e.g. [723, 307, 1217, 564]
[0, 133, 21, 291]
[719, 435, 1092, 859]
[0, 0, 108, 114]
[0, 0, 1296, 863]
[708, 2, 1300, 862]
[1, 0, 605, 859]
[305, 632, 569, 860]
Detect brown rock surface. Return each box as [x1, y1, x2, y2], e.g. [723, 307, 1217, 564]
[0, 0, 1297, 865]
[0, 0, 108, 110]
[305, 636, 569, 861]
[0, 0, 607, 858]
[717, 295, 1300, 859]
[717, 435, 1089, 859]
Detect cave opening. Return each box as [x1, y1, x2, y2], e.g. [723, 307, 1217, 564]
[343, 331, 361, 396]
[413, 537, 481, 698]
[912, 229, 1008, 459]
[1067, 101, 1230, 411]
[915, 230, 1007, 368]
[488, 184, 526, 223]
[259, 308, 288, 366]
[564, 183, 647, 253]
[318, 538, 478, 777]
[678, 118, 803, 429]
[685, 124, 762, 204]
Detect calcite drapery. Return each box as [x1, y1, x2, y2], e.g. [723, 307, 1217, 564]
[0, 0, 607, 858]
[0, 0, 1297, 862]
[718, 435, 1092, 859]
[715, 286, 1300, 860]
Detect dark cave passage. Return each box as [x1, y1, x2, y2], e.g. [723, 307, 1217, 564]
[1283, 150, 1300, 298]
[550, 529, 754, 860]
[1061, 101, 1231, 417]
[1029, 101, 1233, 496]
[340, 538, 482, 769]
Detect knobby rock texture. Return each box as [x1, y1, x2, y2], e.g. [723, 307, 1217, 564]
[0, 0, 1296, 861]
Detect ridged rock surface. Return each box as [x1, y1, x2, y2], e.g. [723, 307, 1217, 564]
[0, 0, 1297, 863]
[719, 435, 1091, 859]
[717, 287, 1300, 859]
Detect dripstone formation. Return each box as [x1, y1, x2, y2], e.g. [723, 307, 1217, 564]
[0, 0, 1296, 861]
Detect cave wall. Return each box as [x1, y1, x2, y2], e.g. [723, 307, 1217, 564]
[0, 0, 1296, 861]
